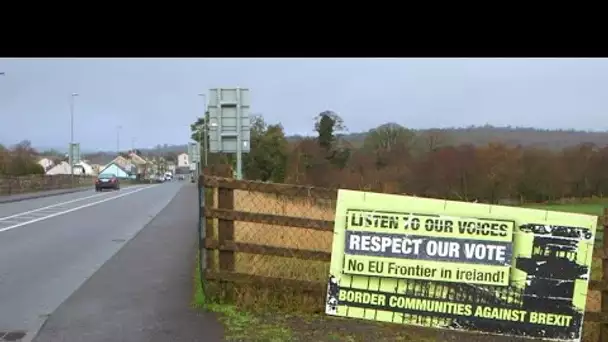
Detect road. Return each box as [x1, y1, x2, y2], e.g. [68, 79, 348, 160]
[0, 182, 184, 341]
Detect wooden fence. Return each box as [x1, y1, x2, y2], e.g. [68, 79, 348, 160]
[593, 210, 608, 341]
[200, 173, 608, 341]
[201, 173, 334, 297]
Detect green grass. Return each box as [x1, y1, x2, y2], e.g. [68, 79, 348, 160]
[523, 200, 607, 246]
[192, 251, 294, 341]
[523, 202, 608, 216]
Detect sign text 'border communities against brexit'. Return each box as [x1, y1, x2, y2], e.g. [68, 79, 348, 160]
[343, 210, 515, 286]
[338, 287, 575, 328]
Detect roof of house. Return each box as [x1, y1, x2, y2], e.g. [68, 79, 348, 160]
[86, 155, 115, 166]
[46, 162, 70, 175]
[100, 161, 134, 176]
[128, 152, 148, 165]
[112, 155, 129, 166]
[46, 161, 93, 175]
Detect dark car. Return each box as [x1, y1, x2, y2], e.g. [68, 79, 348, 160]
[95, 174, 120, 191]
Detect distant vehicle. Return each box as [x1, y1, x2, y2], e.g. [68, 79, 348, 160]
[178, 175, 185, 181]
[156, 175, 165, 183]
[95, 173, 120, 191]
[164, 172, 173, 181]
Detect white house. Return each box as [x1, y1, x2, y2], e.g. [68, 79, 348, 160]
[46, 161, 95, 176]
[37, 158, 54, 171]
[177, 153, 189, 167]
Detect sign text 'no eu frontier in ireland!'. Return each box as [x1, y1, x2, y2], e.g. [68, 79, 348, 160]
[343, 210, 514, 286]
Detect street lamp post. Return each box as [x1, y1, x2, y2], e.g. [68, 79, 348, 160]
[116, 126, 122, 154]
[197, 93, 208, 171]
[69, 93, 79, 180]
[197, 127, 204, 175]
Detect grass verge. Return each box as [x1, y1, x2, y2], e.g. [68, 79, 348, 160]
[194, 253, 604, 342]
[193, 251, 293, 341]
[194, 251, 448, 342]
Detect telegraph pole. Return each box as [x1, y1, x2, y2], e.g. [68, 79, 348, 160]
[69, 93, 79, 184]
[198, 93, 208, 168]
[116, 125, 122, 154]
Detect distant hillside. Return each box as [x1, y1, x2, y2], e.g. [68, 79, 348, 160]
[150, 126, 608, 154]
[50, 125, 608, 158]
[288, 125, 608, 150]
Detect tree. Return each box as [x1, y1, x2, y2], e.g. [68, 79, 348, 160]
[363, 123, 415, 169]
[517, 147, 562, 202]
[285, 138, 329, 186]
[364, 123, 414, 152]
[40, 149, 63, 157]
[177, 114, 608, 202]
[475, 143, 522, 203]
[190, 113, 208, 144]
[415, 129, 452, 155]
[589, 146, 608, 197]
[243, 116, 289, 183]
[0, 144, 9, 175]
[6, 140, 44, 176]
[314, 110, 345, 151]
[561, 142, 598, 198]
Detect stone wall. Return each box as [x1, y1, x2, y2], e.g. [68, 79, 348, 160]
[0, 175, 94, 196]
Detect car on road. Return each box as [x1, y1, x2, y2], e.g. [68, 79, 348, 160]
[178, 175, 185, 181]
[95, 173, 120, 191]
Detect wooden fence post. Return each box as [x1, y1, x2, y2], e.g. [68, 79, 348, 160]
[601, 207, 608, 342]
[209, 164, 236, 302]
[218, 185, 235, 302]
[203, 169, 216, 274]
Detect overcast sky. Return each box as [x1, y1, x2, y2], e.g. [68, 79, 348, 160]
[1, 58, 607, 151]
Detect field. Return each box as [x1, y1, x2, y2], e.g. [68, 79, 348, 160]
[524, 199, 607, 245]
[202, 191, 607, 341]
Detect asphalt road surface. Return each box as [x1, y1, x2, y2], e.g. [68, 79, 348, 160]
[31, 183, 223, 342]
[0, 182, 184, 341]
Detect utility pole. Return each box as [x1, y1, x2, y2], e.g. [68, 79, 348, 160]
[198, 128, 203, 176]
[69, 93, 79, 183]
[197, 93, 208, 170]
[116, 125, 122, 154]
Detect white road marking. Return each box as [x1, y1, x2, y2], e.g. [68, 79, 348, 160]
[0, 218, 25, 223]
[0, 185, 158, 233]
[0, 191, 115, 222]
